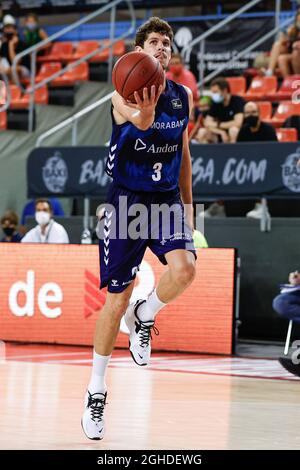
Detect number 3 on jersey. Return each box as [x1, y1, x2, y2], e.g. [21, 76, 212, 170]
[152, 162, 162, 181]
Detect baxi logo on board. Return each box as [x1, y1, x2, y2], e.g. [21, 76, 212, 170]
[282, 148, 300, 192]
[42, 151, 68, 193]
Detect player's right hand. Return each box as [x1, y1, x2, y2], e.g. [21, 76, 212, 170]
[124, 84, 163, 113]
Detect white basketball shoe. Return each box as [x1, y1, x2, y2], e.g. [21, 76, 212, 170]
[124, 299, 159, 366]
[81, 390, 107, 440]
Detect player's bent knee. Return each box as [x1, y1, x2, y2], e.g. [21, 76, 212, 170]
[171, 262, 196, 286]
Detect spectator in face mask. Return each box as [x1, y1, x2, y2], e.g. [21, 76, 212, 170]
[0, 15, 31, 81]
[21, 199, 69, 244]
[237, 101, 277, 220]
[23, 13, 49, 52]
[237, 101, 278, 142]
[0, 210, 22, 242]
[197, 77, 245, 144]
[166, 53, 199, 102]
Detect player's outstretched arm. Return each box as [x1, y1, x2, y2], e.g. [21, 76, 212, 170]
[112, 85, 163, 131]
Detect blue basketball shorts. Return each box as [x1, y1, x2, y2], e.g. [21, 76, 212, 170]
[98, 182, 197, 293]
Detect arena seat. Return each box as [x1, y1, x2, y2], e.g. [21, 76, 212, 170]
[9, 84, 21, 106]
[90, 39, 125, 62]
[276, 127, 298, 142]
[245, 76, 278, 101]
[50, 62, 89, 86]
[71, 40, 99, 61]
[0, 111, 7, 130]
[10, 86, 49, 109]
[226, 76, 246, 95]
[35, 62, 62, 83]
[266, 101, 300, 127]
[267, 75, 300, 101]
[37, 42, 74, 63]
[257, 101, 272, 120]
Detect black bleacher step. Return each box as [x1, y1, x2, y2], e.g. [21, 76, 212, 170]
[48, 86, 75, 106]
[89, 62, 109, 82]
[7, 108, 36, 131]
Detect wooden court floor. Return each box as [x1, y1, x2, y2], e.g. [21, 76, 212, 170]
[1, 343, 300, 450]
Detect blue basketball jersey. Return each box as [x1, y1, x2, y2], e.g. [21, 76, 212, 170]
[105, 79, 189, 192]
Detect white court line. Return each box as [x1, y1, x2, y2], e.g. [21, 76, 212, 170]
[41, 356, 299, 381]
[6, 351, 91, 360]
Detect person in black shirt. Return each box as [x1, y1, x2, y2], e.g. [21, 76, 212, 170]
[237, 101, 278, 142]
[197, 77, 244, 143]
[237, 101, 278, 219]
[0, 210, 22, 243]
[0, 19, 30, 82]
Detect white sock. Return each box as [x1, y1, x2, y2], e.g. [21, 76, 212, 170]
[137, 288, 167, 322]
[88, 350, 111, 394]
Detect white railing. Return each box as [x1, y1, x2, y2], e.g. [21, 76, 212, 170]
[12, 0, 136, 131]
[36, 91, 114, 147]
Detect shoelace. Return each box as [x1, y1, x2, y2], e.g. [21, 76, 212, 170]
[87, 392, 107, 423]
[136, 320, 159, 348]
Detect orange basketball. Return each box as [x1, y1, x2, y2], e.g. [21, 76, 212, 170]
[112, 51, 164, 102]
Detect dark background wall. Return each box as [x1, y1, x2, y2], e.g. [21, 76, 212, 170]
[204, 218, 300, 342]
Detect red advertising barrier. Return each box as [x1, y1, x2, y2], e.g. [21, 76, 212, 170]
[0, 245, 236, 354]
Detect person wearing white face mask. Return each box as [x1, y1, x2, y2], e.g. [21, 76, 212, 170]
[196, 77, 244, 144]
[21, 199, 69, 244]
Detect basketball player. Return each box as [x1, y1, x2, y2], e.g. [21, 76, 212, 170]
[82, 17, 197, 440]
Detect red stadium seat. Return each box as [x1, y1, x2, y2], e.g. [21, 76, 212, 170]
[0, 111, 7, 130]
[90, 39, 125, 62]
[50, 62, 89, 86]
[9, 85, 21, 101]
[71, 40, 99, 61]
[35, 62, 62, 83]
[111, 40, 125, 57]
[245, 76, 278, 101]
[38, 42, 74, 63]
[226, 76, 246, 96]
[276, 127, 298, 142]
[267, 101, 300, 127]
[267, 75, 300, 101]
[257, 101, 272, 120]
[10, 86, 49, 109]
[8, 85, 24, 108]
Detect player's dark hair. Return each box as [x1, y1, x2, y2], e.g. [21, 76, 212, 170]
[134, 16, 174, 48]
[210, 77, 230, 92]
[35, 198, 53, 212]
